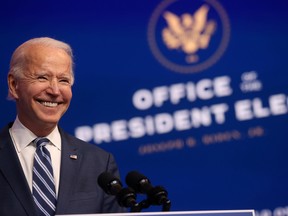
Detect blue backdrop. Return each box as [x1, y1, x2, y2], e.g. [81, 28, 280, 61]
[1, 0, 288, 215]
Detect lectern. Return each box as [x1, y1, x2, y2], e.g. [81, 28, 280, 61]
[57, 209, 255, 216]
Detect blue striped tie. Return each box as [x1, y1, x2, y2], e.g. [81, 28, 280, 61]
[33, 137, 57, 216]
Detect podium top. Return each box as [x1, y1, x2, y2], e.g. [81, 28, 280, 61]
[56, 209, 255, 216]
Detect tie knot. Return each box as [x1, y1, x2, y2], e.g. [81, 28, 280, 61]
[34, 137, 50, 148]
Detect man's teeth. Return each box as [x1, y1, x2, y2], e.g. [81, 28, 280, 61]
[41, 102, 58, 107]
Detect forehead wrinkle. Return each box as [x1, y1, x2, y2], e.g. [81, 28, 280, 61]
[23, 45, 72, 75]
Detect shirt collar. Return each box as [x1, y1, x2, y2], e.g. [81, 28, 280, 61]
[10, 117, 61, 152]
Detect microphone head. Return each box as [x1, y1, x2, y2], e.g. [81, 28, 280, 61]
[97, 172, 122, 195]
[125, 171, 152, 194]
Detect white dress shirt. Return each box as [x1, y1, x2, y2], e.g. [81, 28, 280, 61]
[9, 117, 61, 196]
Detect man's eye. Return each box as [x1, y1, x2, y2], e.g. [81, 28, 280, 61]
[37, 76, 48, 81]
[60, 79, 71, 84]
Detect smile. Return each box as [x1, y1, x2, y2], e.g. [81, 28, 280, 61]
[39, 101, 59, 107]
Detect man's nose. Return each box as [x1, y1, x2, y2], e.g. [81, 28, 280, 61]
[48, 80, 61, 95]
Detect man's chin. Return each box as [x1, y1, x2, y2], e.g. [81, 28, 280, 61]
[39, 117, 61, 127]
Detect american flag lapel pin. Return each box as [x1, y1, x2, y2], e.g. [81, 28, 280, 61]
[70, 154, 78, 160]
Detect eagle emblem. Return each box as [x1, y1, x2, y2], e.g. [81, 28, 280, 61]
[162, 5, 216, 63]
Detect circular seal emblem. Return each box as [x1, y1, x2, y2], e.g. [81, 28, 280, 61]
[147, 0, 230, 73]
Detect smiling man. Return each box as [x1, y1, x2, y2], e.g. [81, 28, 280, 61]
[0, 37, 125, 216]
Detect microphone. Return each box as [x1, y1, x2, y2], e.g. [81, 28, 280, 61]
[125, 171, 153, 194]
[125, 171, 171, 209]
[98, 172, 138, 209]
[97, 172, 122, 195]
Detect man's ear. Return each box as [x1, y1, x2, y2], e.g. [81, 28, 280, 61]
[8, 74, 19, 100]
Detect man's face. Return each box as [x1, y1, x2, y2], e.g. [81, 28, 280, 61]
[9, 45, 73, 133]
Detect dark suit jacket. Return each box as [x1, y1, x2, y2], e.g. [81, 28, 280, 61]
[0, 123, 125, 215]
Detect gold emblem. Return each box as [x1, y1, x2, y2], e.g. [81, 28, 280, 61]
[162, 5, 216, 63]
[147, 0, 230, 74]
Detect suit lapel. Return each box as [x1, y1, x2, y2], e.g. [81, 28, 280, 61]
[0, 124, 37, 216]
[56, 129, 82, 213]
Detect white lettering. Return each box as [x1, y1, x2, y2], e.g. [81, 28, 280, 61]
[174, 110, 191, 131]
[170, 83, 186, 104]
[74, 126, 93, 142]
[235, 94, 288, 121]
[270, 94, 287, 115]
[197, 79, 214, 100]
[132, 76, 233, 110]
[155, 113, 174, 134]
[214, 76, 232, 97]
[93, 123, 111, 143]
[154, 86, 169, 107]
[235, 100, 254, 121]
[129, 117, 146, 138]
[210, 103, 229, 124]
[253, 98, 270, 118]
[111, 120, 128, 141]
[191, 107, 212, 128]
[132, 89, 153, 110]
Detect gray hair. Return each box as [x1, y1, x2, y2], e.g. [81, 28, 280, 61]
[7, 37, 75, 99]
